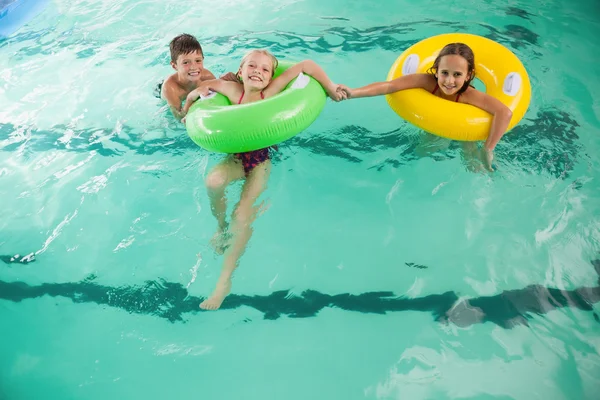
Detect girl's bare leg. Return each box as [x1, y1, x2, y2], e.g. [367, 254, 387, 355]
[200, 160, 271, 310]
[205, 156, 245, 254]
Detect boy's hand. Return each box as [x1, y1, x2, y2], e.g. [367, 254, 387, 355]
[183, 88, 206, 115]
[219, 72, 240, 82]
[186, 86, 212, 103]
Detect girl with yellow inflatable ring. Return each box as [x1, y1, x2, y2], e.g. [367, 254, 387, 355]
[339, 33, 531, 172]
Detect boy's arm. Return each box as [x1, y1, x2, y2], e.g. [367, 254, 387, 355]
[204, 67, 238, 82]
[264, 60, 342, 100]
[161, 83, 187, 121]
[341, 73, 433, 99]
[219, 72, 240, 82]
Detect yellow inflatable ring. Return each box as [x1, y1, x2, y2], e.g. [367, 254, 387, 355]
[385, 33, 531, 141]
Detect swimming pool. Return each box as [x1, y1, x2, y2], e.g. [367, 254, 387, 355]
[1, 0, 599, 398]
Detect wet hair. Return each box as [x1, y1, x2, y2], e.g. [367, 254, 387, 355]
[169, 33, 203, 63]
[427, 42, 476, 94]
[238, 49, 279, 78]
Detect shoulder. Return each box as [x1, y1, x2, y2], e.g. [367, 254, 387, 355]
[420, 74, 437, 91]
[458, 86, 511, 114]
[210, 80, 244, 103]
[224, 81, 244, 101]
[201, 69, 216, 80]
[458, 86, 484, 104]
[162, 74, 183, 98]
[208, 79, 243, 91]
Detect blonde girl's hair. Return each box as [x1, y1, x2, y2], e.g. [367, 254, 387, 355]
[238, 49, 279, 77]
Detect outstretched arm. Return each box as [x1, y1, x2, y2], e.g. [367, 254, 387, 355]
[339, 73, 433, 99]
[264, 60, 343, 101]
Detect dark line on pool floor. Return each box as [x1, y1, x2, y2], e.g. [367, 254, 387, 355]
[1, 260, 598, 329]
[0, 253, 35, 264]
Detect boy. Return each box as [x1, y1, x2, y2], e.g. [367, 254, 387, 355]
[160, 33, 237, 120]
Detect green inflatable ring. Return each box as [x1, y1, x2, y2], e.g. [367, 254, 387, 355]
[185, 61, 327, 153]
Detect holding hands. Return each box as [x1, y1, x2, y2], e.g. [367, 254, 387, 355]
[324, 83, 348, 102]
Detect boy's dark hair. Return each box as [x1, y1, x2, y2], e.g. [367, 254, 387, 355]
[170, 34, 203, 63]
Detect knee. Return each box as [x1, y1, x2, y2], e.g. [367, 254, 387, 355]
[205, 168, 227, 191]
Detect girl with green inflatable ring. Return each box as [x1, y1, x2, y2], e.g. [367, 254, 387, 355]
[184, 60, 336, 154]
[182, 49, 344, 311]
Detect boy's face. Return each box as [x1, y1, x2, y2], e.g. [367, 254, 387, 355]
[171, 50, 204, 83]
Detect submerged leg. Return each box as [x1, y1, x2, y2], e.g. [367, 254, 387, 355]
[200, 160, 271, 310]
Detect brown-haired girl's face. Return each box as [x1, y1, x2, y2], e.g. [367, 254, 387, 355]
[436, 54, 471, 96]
[240, 53, 274, 90]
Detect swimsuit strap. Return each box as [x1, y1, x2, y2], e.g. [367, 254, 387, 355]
[455, 93, 461, 102]
[238, 90, 264, 104]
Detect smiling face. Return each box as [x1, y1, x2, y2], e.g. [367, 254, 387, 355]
[239, 51, 276, 90]
[436, 54, 471, 96]
[171, 50, 204, 84]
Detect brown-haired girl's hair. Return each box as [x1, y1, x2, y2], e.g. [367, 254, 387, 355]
[427, 42, 476, 94]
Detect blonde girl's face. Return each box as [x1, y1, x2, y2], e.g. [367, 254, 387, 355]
[240, 53, 274, 90]
[436, 54, 471, 95]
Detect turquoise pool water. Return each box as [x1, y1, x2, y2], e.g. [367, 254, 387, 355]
[1, 0, 600, 399]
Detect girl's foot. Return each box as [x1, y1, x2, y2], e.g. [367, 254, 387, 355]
[210, 228, 230, 255]
[199, 279, 232, 310]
